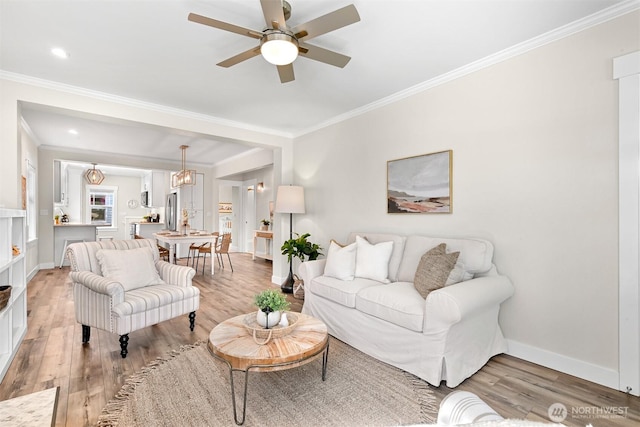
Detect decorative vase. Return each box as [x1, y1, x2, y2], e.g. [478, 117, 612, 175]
[256, 309, 281, 329]
[260, 224, 268, 231]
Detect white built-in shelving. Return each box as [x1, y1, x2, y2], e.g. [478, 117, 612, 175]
[0, 208, 26, 383]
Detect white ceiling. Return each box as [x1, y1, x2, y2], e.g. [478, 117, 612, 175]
[1, 0, 632, 167]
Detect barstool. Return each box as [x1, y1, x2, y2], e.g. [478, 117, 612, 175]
[59, 239, 85, 268]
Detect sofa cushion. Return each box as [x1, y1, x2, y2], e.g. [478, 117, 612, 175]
[355, 282, 425, 332]
[414, 244, 459, 298]
[397, 236, 494, 282]
[309, 275, 381, 308]
[324, 240, 357, 280]
[112, 283, 200, 317]
[96, 247, 165, 291]
[354, 236, 394, 283]
[347, 232, 406, 281]
[67, 239, 160, 275]
[447, 262, 474, 286]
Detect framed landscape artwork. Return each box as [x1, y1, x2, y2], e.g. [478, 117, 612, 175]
[387, 150, 453, 214]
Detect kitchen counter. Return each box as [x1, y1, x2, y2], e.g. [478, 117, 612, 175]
[53, 223, 98, 268]
[54, 223, 99, 227]
[134, 222, 167, 239]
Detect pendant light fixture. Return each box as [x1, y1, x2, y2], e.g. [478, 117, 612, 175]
[171, 145, 196, 188]
[84, 163, 105, 185]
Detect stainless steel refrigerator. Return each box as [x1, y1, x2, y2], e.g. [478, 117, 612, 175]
[165, 192, 177, 231]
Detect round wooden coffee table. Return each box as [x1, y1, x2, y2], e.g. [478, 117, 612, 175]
[208, 312, 329, 425]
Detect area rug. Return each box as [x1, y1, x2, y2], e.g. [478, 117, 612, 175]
[97, 339, 437, 426]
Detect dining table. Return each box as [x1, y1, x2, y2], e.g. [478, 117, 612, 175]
[153, 231, 219, 274]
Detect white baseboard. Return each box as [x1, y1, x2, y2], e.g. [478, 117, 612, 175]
[506, 339, 620, 391]
[40, 262, 56, 270]
[271, 275, 285, 286]
[27, 266, 38, 282]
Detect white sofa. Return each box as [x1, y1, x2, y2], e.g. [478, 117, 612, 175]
[299, 232, 514, 387]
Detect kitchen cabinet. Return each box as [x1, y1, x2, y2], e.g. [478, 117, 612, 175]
[53, 160, 68, 205]
[134, 222, 166, 239]
[178, 172, 204, 211]
[142, 171, 168, 207]
[0, 209, 26, 383]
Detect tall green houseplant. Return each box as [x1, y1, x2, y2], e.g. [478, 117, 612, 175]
[281, 233, 322, 263]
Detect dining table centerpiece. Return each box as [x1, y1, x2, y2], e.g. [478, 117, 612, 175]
[253, 288, 290, 329]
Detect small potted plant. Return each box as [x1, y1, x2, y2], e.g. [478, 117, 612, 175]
[54, 215, 60, 225]
[260, 218, 271, 231]
[254, 288, 290, 329]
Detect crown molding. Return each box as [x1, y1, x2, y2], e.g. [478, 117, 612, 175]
[294, 0, 640, 138]
[1, 70, 293, 139]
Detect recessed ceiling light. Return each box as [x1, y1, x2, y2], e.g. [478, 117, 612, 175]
[68, 129, 78, 135]
[51, 47, 69, 59]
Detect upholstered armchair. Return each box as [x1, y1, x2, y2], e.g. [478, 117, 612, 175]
[66, 239, 199, 358]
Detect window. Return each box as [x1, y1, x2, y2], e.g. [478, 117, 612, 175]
[26, 160, 37, 242]
[86, 185, 117, 229]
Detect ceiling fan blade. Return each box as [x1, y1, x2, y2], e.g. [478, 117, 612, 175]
[217, 46, 262, 68]
[292, 4, 360, 42]
[298, 43, 351, 68]
[188, 13, 263, 39]
[277, 64, 295, 83]
[260, 0, 286, 29]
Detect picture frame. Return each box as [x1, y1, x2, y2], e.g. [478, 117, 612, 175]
[387, 150, 452, 214]
[218, 202, 232, 214]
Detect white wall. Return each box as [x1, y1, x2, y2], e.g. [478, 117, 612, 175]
[292, 11, 639, 388]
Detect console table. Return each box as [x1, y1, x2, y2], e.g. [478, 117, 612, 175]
[252, 230, 273, 261]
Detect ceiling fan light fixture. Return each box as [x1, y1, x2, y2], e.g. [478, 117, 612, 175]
[260, 31, 299, 65]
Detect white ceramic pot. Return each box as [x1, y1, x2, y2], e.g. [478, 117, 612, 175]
[256, 309, 281, 329]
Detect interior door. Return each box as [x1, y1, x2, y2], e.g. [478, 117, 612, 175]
[242, 180, 257, 253]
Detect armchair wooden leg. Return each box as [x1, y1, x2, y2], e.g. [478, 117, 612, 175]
[119, 334, 129, 358]
[189, 311, 196, 331]
[82, 325, 90, 343]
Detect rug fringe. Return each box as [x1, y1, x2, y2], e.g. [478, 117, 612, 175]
[96, 341, 206, 427]
[404, 371, 438, 424]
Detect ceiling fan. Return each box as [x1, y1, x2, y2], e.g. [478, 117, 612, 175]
[188, 0, 360, 83]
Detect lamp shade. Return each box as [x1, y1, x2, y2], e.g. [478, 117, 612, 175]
[275, 185, 305, 214]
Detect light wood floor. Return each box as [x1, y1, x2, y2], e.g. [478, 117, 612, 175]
[0, 253, 638, 426]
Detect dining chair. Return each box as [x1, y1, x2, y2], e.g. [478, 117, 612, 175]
[137, 233, 170, 262]
[215, 233, 233, 272]
[194, 232, 219, 274]
[187, 242, 204, 267]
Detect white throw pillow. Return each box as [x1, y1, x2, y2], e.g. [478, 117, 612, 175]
[446, 261, 474, 286]
[96, 247, 165, 291]
[324, 240, 357, 280]
[354, 235, 393, 283]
